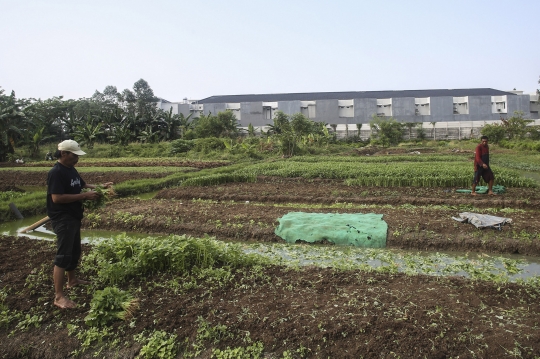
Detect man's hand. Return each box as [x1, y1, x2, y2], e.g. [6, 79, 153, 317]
[101, 182, 114, 189]
[482, 164, 488, 169]
[84, 191, 101, 201]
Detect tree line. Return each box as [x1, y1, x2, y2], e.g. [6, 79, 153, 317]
[0, 79, 342, 161]
[2, 78, 540, 161]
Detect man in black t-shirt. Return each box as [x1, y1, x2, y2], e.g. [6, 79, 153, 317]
[47, 140, 112, 309]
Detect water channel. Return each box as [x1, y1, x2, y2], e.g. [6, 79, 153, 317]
[2, 214, 539, 282]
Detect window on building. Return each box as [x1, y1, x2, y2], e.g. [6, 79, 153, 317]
[453, 97, 469, 115]
[338, 100, 354, 118]
[300, 101, 316, 118]
[491, 96, 507, 114]
[415, 98, 430, 116]
[262, 102, 278, 121]
[376, 99, 392, 117]
[189, 103, 203, 117]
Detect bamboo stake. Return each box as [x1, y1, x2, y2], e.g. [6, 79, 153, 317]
[20, 216, 51, 233]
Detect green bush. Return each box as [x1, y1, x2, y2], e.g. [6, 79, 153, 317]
[170, 139, 195, 154]
[0, 192, 47, 222]
[193, 137, 226, 153]
[499, 140, 540, 152]
[481, 124, 506, 144]
[241, 136, 261, 146]
[527, 126, 540, 140]
[369, 116, 404, 147]
[85, 142, 172, 158]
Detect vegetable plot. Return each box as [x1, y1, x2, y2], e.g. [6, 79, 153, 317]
[235, 160, 537, 188]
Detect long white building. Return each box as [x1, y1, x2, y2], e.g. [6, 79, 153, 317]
[157, 88, 539, 139]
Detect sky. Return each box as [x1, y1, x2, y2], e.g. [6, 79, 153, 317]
[1, 0, 539, 102]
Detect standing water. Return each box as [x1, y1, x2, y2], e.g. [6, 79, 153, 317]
[2, 215, 540, 281]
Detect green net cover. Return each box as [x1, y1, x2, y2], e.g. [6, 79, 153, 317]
[275, 212, 387, 248]
[455, 185, 506, 194]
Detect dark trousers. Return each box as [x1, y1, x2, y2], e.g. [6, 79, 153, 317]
[51, 215, 82, 271]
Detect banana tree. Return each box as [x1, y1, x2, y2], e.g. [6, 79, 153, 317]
[29, 125, 55, 158]
[73, 118, 104, 149]
[0, 89, 28, 161]
[137, 124, 160, 143]
[159, 108, 191, 141]
[177, 112, 194, 138]
[108, 122, 132, 146]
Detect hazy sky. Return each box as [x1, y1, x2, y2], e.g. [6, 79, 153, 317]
[1, 0, 539, 101]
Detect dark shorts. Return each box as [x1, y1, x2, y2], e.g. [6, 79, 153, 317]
[473, 168, 495, 185]
[51, 215, 82, 271]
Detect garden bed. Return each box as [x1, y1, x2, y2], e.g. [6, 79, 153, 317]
[79, 176, 540, 255]
[1, 236, 539, 358]
[1, 159, 540, 358]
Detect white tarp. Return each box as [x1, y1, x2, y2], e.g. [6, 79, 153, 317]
[452, 212, 512, 230]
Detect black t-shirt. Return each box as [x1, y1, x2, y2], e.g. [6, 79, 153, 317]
[46, 162, 86, 220]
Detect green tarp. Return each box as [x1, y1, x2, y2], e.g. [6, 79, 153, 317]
[275, 212, 387, 248]
[456, 185, 506, 194]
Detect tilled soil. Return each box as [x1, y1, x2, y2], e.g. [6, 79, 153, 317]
[84, 176, 540, 255]
[0, 170, 172, 188]
[0, 160, 228, 168]
[2, 170, 540, 358]
[1, 236, 539, 358]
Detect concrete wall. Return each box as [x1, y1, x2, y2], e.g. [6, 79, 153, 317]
[277, 100, 301, 116]
[158, 102, 179, 114]
[353, 98, 377, 123]
[178, 104, 191, 117]
[239, 102, 264, 126]
[467, 96, 489, 121]
[507, 94, 531, 118]
[391, 97, 415, 122]
[203, 103, 227, 116]
[316, 99, 340, 124]
[430, 96, 455, 122]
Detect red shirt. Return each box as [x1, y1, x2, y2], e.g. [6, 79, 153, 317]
[474, 143, 489, 171]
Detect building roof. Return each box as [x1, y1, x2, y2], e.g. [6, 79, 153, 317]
[198, 88, 517, 104]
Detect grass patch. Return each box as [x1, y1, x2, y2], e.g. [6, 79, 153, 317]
[0, 191, 46, 222]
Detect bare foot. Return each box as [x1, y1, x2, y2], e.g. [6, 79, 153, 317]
[471, 192, 477, 196]
[488, 192, 496, 196]
[54, 296, 77, 309]
[67, 278, 91, 289]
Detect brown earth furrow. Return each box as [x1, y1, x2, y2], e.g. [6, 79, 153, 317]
[2, 236, 539, 358]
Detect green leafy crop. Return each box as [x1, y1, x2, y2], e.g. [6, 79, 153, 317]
[84, 286, 139, 327]
[82, 185, 115, 211]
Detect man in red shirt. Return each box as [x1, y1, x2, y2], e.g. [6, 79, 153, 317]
[472, 135, 495, 196]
